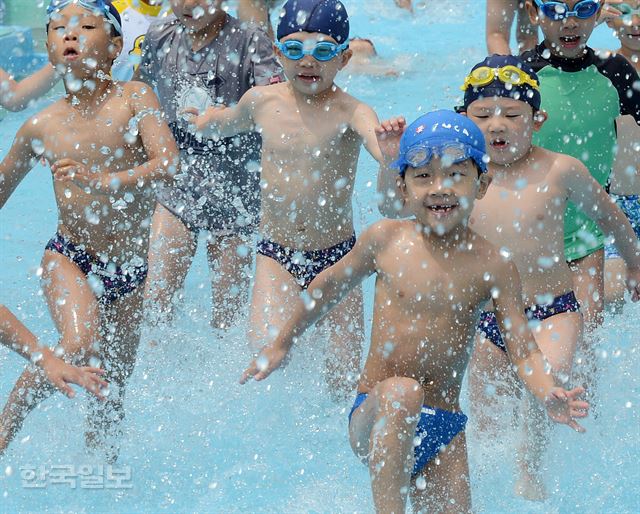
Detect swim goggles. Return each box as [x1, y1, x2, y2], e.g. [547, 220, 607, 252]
[460, 65, 540, 91]
[615, 3, 640, 20]
[533, 0, 601, 20]
[399, 144, 473, 173]
[47, 0, 123, 36]
[275, 40, 349, 62]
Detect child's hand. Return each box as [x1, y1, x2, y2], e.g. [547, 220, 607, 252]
[40, 350, 108, 400]
[625, 267, 640, 302]
[239, 343, 289, 384]
[394, 0, 413, 13]
[599, 0, 623, 24]
[51, 158, 94, 187]
[181, 105, 227, 135]
[544, 386, 589, 433]
[376, 117, 406, 164]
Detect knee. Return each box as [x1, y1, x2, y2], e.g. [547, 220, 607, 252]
[379, 377, 424, 415]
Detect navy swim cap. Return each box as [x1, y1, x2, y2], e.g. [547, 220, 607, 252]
[277, 0, 350, 43]
[459, 55, 541, 112]
[392, 110, 488, 176]
[47, 0, 123, 37]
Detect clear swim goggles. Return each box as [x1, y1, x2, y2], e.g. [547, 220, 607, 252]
[616, 3, 640, 20]
[47, 0, 123, 36]
[461, 65, 540, 91]
[533, 0, 601, 20]
[276, 40, 349, 62]
[400, 144, 472, 172]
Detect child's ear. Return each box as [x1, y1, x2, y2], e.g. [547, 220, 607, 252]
[533, 110, 548, 131]
[339, 48, 353, 69]
[273, 42, 283, 60]
[110, 35, 123, 59]
[476, 173, 492, 200]
[525, 0, 540, 25]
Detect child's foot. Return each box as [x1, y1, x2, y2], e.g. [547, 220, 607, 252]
[514, 471, 547, 502]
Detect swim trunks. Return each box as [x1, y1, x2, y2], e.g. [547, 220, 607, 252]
[605, 194, 640, 260]
[45, 233, 148, 304]
[138, 13, 283, 235]
[522, 43, 640, 262]
[257, 234, 356, 289]
[478, 291, 580, 352]
[348, 392, 468, 476]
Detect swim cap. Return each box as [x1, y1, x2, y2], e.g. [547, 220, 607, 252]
[459, 55, 541, 112]
[47, 0, 123, 37]
[277, 0, 350, 43]
[392, 110, 488, 176]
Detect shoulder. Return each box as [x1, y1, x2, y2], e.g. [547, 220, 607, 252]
[143, 15, 179, 45]
[361, 219, 411, 248]
[592, 49, 638, 80]
[520, 46, 548, 72]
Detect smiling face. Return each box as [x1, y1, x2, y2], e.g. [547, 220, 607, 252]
[400, 157, 489, 235]
[608, 1, 640, 53]
[47, 3, 122, 76]
[170, 0, 224, 33]
[526, 0, 602, 58]
[466, 97, 543, 166]
[276, 32, 352, 96]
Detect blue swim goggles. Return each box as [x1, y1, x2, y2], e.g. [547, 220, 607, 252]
[533, 0, 601, 20]
[616, 3, 640, 20]
[47, 0, 123, 36]
[276, 40, 349, 62]
[395, 143, 485, 176]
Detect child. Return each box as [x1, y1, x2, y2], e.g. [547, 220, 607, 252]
[456, 55, 640, 500]
[0, 0, 178, 459]
[486, 0, 538, 54]
[347, 37, 401, 77]
[522, 0, 640, 376]
[0, 64, 59, 112]
[135, 0, 283, 330]
[111, 0, 170, 81]
[188, 0, 383, 400]
[241, 110, 589, 514]
[237, 0, 279, 38]
[1, 304, 106, 399]
[604, 2, 640, 308]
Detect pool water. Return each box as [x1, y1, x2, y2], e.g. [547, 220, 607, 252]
[1, 1, 638, 512]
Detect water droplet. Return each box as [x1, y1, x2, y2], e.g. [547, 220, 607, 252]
[31, 139, 45, 155]
[296, 9, 309, 24]
[317, 196, 326, 207]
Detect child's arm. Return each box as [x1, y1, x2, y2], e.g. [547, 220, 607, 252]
[492, 260, 589, 432]
[240, 221, 386, 383]
[0, 122, 38, 208]
[486, 0, 517, 54]
[351, 102, 383, 163]
[0, 65, 59, 112]
[563, 157, 640, 300]
[375, 117, 412, 218]
[0, 305, 106, 399]
[182, 87, 259, 139]
[52, 82, 179, 193]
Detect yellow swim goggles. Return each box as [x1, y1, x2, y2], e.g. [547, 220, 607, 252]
[461, 65, 540, 91]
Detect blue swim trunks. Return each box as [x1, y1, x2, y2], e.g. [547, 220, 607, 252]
[348, 392, 468, 476]
[478, 291, 580, 352]
[605, 194, 640, 260]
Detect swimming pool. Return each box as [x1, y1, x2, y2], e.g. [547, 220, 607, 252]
[0, 1, 638, 512]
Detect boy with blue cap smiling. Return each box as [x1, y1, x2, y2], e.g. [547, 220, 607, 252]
[188, 0, 383, 400]
[241, 109, 590, 514]
[458, 54, 640, 500]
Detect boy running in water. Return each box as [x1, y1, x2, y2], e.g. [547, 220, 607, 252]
[458, 55, 640, 500]
[189, 0, 383, 399]
[522, 0, 640, 380]
[135, 0, 282, 330]
[603, 2, 640, 308]
[0, 0, 178, 459]
[241, 110, 589, 514]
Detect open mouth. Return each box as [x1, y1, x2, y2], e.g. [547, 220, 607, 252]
[63, 48, 79, 60]
[427, 204, 458, 216]
[490, 138, 508, 149]
[559, 35, 581, 48]
[297, 74, 321, 83]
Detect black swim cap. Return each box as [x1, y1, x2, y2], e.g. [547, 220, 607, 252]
[459, 55, 541, 112]
[277, 0, 350, 43]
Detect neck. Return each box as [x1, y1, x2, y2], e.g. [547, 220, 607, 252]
[63, 72, 112, 109]
[618, 46, 640, 71]
[490, 145, 535, 177]
[188, 12, 227, 52]
[289, 82, 340, 106]
[419, 221, 473, 253]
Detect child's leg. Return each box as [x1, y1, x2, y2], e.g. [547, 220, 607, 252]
[348, 377, 424, 514]
[0, 251, 101, 454]
[468, 334, 519, 434]
[410, 432, 471, 514]
[85, 288, 144, 462]
[248, 254, 301, 350]
[516, 311, 581, 501]
[317, 285, 364, 402]
[206, 234, 252, 330]
[570, 249, 604, 390]
[604, 258, 627, 313]
[144, 204, 198, 325]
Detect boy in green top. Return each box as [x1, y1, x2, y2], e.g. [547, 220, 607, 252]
[523, 0, 640, 383]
